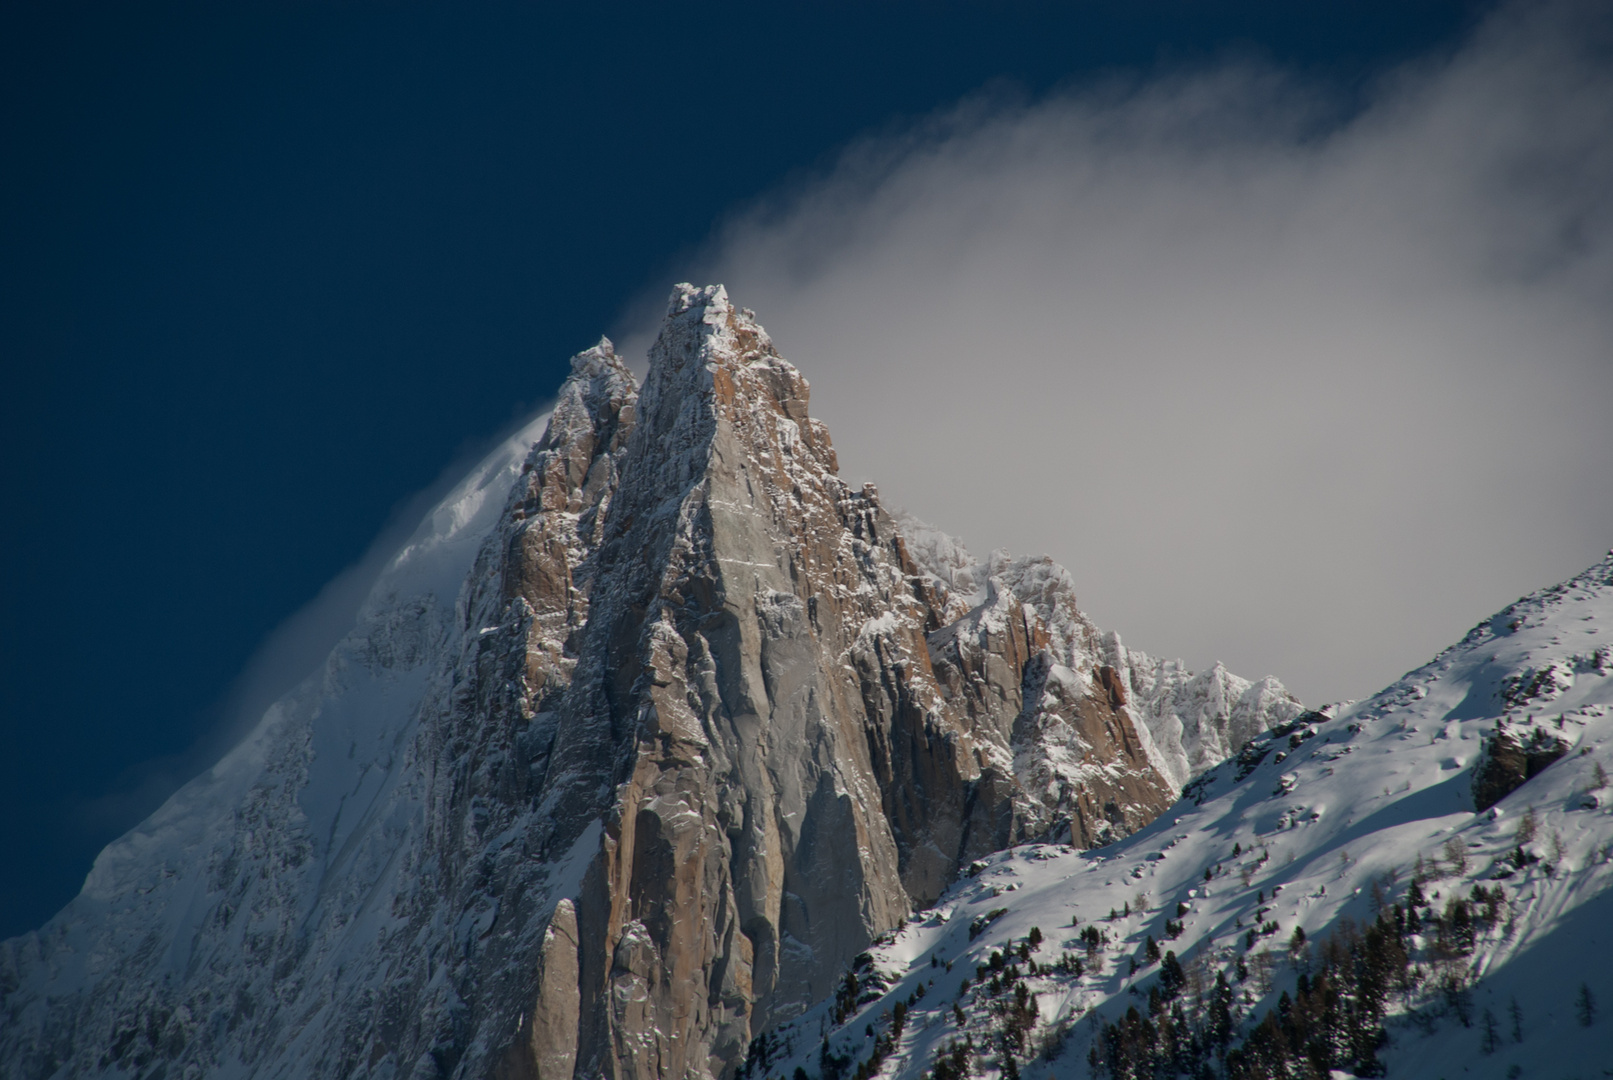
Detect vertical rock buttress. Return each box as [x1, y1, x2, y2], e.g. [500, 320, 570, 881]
[0, 286, 1244, 1080]
[485, 286, 1174, 1080]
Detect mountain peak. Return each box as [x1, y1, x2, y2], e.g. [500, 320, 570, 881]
[647, 282, 774, 381]
[0, 289, 1306, 1080]
[569, 335, 625, 375]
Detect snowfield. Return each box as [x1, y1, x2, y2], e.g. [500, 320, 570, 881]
[754, 552, 1613, 1080]
[0, 410, 555, 1080]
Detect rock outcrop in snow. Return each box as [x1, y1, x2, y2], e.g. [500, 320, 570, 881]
[0, 286, 1299, 1080]
[896, 518, 1305, 791]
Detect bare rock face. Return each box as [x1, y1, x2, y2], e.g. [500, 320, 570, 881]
[492, 286, 1178, 1080]
[497, 899, 580, 1080]
[1472, 722, 1570, 811]
[896, 525, 1306, 808]
[0, 285, 1291, 1080]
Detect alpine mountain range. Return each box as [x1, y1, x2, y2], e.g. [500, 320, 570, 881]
[4, 286, 1610, 1080]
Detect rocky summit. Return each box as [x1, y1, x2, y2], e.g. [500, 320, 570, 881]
[0, 286, 1302, 1080]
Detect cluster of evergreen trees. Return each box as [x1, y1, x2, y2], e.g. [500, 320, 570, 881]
[831, 956, 892, 1026]
[818, 853, 1553, 1080]
[737, 1028, 789, 1080]
[1037, 862, 1529, 1078]
[977, 936, 1044, 1075]
[1086, 911, 1411, 1079]
[1404, 877, 1506, 963]
[928, 928, 1058, 1080]
[819, 1000, 907, 1080]
[1086, 960, 1234, 1079]
[1221, 914, 1408, 1079]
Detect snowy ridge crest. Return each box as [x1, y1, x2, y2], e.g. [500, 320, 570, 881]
[895, 512, 1305, 791]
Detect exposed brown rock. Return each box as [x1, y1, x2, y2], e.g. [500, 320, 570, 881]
[498, 899, 582, 1080]
[487, 286, 1174, 1080]
[1473, 722, 1570, 811]
[1098, 665, 1128, 709]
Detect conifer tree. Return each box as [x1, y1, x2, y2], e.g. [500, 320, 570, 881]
[1449, 898, 1474, 953]
[1509, 996, 1523, 1042]
[1161, 951, 1186, 999]
[1444, 978, 1474, 1027]
[1480, 1008, 1500, 1054]
[1211, 970, 1234, 1047]
[1516, 806, 1539, 846]
[1576, 983, 1597, 1027]
[1406, 877, 1426, 911]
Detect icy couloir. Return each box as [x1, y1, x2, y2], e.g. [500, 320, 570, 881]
[0, 286, 1302, 1080]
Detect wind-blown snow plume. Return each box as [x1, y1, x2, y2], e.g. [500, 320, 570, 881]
[639, 0, 1613, 707]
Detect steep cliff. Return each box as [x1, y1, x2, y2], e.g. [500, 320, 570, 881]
[896, 520, 1305, 792]
[500, 285, 1188, 1079]
[0, 286, 1300, 1080]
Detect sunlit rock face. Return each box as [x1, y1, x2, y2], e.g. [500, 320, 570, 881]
[0, 286, 1300, 1080]
[504, 285, 1181, 1079]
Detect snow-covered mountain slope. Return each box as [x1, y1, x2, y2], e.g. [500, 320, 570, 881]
[755, 551, 1613, 1080]
[0, 403, 560, 1080]
[896, 517, 1305, 791]
[0, 286, 1302, 1080]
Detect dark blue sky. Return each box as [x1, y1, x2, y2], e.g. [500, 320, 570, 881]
[0, 1, 1486, 938]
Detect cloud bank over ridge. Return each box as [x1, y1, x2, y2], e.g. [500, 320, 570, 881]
[628, 0, 1613, 705]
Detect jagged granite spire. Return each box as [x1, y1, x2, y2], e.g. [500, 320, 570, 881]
[0, 286, 1302, 1080]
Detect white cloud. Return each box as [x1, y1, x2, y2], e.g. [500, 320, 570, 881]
[629, 0, 1613, 704]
